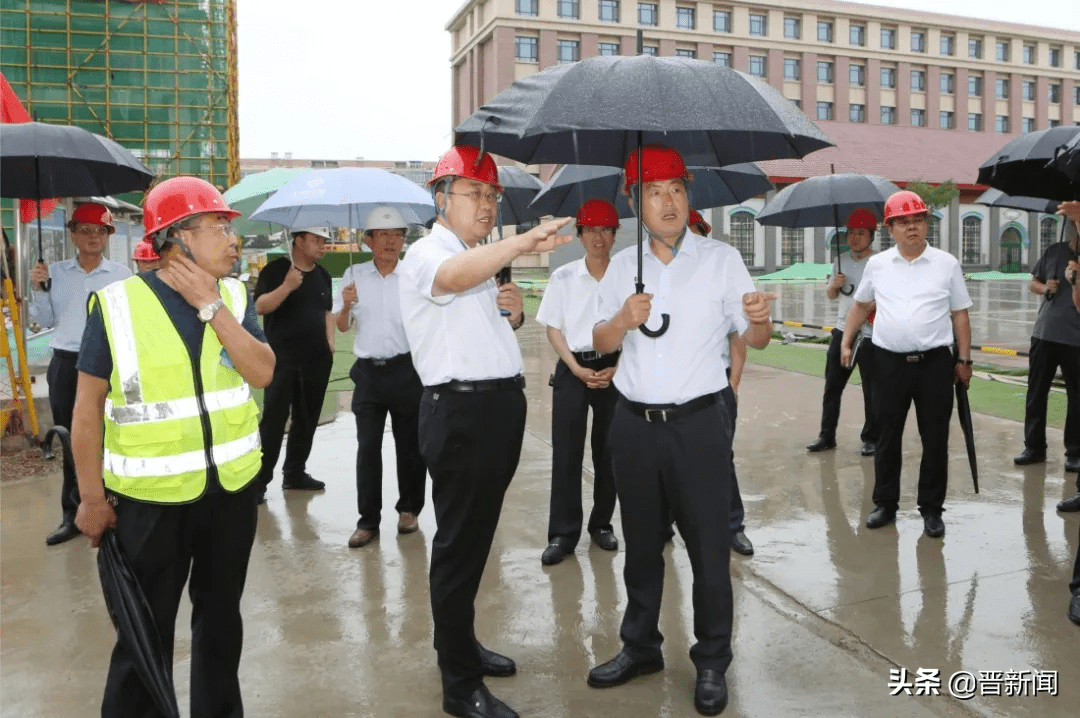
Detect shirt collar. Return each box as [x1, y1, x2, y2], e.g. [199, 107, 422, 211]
[888, 243, 930, 264]
[360, 260, 399, 278]
[645, 227, 697, 261]
[430, 222, 469, 253]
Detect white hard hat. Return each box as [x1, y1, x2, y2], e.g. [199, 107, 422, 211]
[291, 227, 334, 241]
[365, 206, 407, 232]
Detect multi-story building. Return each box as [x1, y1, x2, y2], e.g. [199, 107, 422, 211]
[446, 0, 1080, 272]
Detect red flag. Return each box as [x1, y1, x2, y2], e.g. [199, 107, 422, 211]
[1, 72, 60, 224]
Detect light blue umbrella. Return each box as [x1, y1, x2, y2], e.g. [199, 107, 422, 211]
[223, 167, 312, 237]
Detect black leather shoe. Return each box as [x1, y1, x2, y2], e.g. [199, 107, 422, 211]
[865, 506, 896, 529]
[664, 524, 676, 543]
[731, 530, 754, 556]
[587, 649, 664, 688]
[1013, 449, 1046, 465]
[1069, 591, 1080, 626]
[478, 645, 516, 677]
[694, 669, 729, 716]
[923, 514, 945, 538]
[1057, 493, 1080, 512]
[807, 437, 837, 452]
[541, 537, 574, 565]
[282, 472, 325, 490]
[1066, 458, 1080, 473]
[45, 522, 80, 546]
[442, 684, 519, 718]
[860, 442, 876, 456]
[591, 530, 618, 551]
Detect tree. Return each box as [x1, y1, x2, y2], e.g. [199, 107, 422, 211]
[906, 180, 959, 212]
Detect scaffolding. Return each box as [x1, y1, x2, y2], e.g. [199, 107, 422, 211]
[0, 0, 239, 191]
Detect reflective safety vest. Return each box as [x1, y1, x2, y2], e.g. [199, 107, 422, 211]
[96, 276, 262, 503]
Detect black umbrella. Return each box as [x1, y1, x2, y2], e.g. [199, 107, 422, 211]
[755, 173, 899, 294]
[496, 166, 544, 225]
[99, 530, 180, 718]
[530, 163, 773, 219]
[974, 188, 1059, 214]
[0, 121, 153, 287]
[977, 126, 1080, 202]
[955, 381, 979, 494]
[456, 54, 833, 336]
[1051, 133, 1079, 183]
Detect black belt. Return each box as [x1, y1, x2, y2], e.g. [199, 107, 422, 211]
[359, 353, 411, 368]
[53, 349, 79, 361]
[876, 345, 952, 363]
[622, 392, 719, 423]
[572, 349, 620, 368]
[429, 375, 526, 393]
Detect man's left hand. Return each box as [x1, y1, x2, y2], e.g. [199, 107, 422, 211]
[955, 363, 972, 388]
[497, 283, 523, 324]
[588, 366, 616, 389]
[159, 254, 220, 309]
[743, 291, 779, 325]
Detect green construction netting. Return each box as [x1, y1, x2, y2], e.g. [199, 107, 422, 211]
[965, 271, 1032, 280]
[755, 262, 832, 281]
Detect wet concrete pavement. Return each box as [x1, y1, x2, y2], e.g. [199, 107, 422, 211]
[3, 317, 1078, 717]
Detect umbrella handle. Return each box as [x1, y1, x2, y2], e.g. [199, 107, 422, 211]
[839, 284, 854, 296]
[639, 313, 670, 337]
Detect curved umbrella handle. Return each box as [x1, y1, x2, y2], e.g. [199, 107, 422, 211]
[839, 284, 855, 296]
[639, 314, 670, 337]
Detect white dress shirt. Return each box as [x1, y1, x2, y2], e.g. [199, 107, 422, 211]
[535, 258, 605, 353]
[853, 244, 972, 353]
[28, 256, 132, 352]
[333, 261, 410, 359]
[594, 232, 754, 404]
[398, 223, 524, 386]
[834, 253, 873, 338]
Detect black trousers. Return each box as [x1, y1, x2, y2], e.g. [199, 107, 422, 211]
[1071, 523, 1080, 596]
[1023, 338, 1080, 469]
[872, 345, 954, 515]
[419, 384, 527, 701]
[257, 353, 333, 486]
[610, 393, 733, 673]
[719, 385, 746, 534]
[548, 356, 618, 544]
[351, 356, 426, 530]
[818, 329, 878, 444]
[101, 482, 259, 718]
[47, 349, 80, 521]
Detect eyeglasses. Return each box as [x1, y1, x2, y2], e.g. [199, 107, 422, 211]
[447, 189, 503, 204]
[194, 223, 238, 237]
[72, 224, 108, 237]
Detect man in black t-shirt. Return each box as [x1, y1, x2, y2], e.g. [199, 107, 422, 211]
[254, 227, 335, 500]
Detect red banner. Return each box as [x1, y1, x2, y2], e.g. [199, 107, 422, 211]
[0, 72, 60, 224]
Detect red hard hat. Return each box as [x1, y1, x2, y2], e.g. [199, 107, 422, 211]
[883, 190, 928, 222]
[428, 145, 503, 191]
[142, 176, 240, 241]
[132, 239, 160, 262]
[576, 199, 619, 228]
[70, 202, 115, 234]
[689, 208, 711, 234]
[623, 144, 690, 194]
[846, 208, 878, 230]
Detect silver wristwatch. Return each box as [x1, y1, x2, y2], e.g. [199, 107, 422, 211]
[197, 298, 225, 322]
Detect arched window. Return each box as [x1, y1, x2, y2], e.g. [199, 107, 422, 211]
[781, 227, 804, 265]
[926, 216, 941, 248]
[962, 216, 981, 265]
[729, 211, 755, 265]
[1040, 217, 1059, 258]
[877, 225, 893, 251]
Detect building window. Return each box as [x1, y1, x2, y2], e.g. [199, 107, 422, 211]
[1022, 80, 1035, 101]
[714, 9, 731, 32]
[996, 78, 1009, 99]
[817, 101, 834, 121]
[968, 113, 983, 131]
[996, 115, 1010, 133]
[748, 55, 767, 77]
[1022, 44, 1035, 64]
[876, 225, 895, 252]
[1049, 47, 1061, 67]
[749, 13, 767, 37]
[996, 41, 1010, 62]
[557, 40, 580, 64]
[850, 104, 866, 123]
[515, 36, 539, 62]
[1040, 218, 1057, 258]
[962, 217, 981, 264]
[784, 58, 800, 80]
[911, 30, 926, 52]
[926, 216, 941, 248]
[849, 24, 865, 46]
[818, 20, 833, 43]
[940, 33, 955, 56]
[791, 98, 802, 109]
[911, 108, 926, 127]
[557, 0, 580, 19]
[940, 111, 955, 129]
[730, 211, 756, 265]
[1049, 119, 1061, 128]
[881, 106, 896, 125]
[642, 44, 658, 55]
[675, 48, 696, 59]
[781, 228, 804, 265]
[676, 5, 695, 29]
[783, 17, 800, 39]
[1021, 117, 1035, 133]
[969, 38, 983, 59]
[968, 75, 983, 96]
[1076, 50, 1080, 69]
[516, 0, 538, 16]
[598, 42, 620, 56]
[1049, 83, 1061, 103]
[1075, 86, 1080, 104]
[598, 0, 620, 23]
[880, 27, 896, 50]
[713, 51, 731, 66]
[940, 72, 954, 94]
[638, 2, 658, 26]
[817, 61, 834, 83]
[880, 67, 896, 89]
[911, 69, 926, 91]
[849, 64, 865, 87]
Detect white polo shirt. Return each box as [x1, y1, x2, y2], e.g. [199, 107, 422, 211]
[594, 232, 754, 405]
[853, 244, 972, 353]
[398, 223, 524, 386]
[333, 261, 411, 360]
[535, 258, 604, 353]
